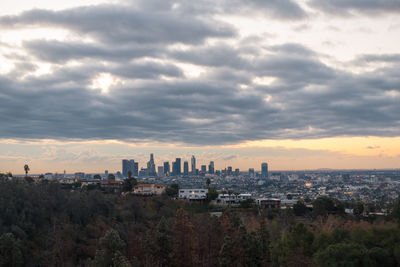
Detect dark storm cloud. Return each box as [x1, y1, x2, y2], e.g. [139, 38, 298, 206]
[309, 0, 400, 15]
[0, 2, 399, 145]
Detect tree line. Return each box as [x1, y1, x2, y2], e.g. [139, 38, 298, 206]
[1, 175, 400, 266]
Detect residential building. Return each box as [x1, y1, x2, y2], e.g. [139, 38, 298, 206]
[133, 184, 165, 195]
[257, 198, 281, 209]
[179, 188, 208, 200]
[216, 193, 253, 205]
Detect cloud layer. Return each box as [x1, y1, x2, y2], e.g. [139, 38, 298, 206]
[0, 0, 399, 145]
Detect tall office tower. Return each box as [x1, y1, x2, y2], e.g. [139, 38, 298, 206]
[175, 158, 181, 175]
[208, 161, 215, 174]
[129, 160, 135, 175]
[123, 159, 135, 177]
[201, 165, 207, 173]
[122, 159, 130, 177]
[172, 161, 177, 176]
[184, 161, 189, 176]
[235, 168, 240, 176]
[261, 163, 269, 179]
[133, 162, 139, 177]
[163, 161, 170, 175]
[157, 166, 164, 177]
[191, 155, 196, 174]
[249, 168, 255, 178]
[147, 153, 156, 176]
[227, 166, 232, 176]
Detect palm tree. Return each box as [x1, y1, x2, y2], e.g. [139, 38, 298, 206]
[24, 164, 30, 177]
[206, 178, 211, 189]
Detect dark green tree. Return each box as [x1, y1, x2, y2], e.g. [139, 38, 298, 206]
[123, 178, 137, 192]
[111, 251, 131, 267]
[293, 200, 307, 216]
[206, 187, 219, 202]
[219, 235, 235, 267]
[240, 198, 254, 209]
[94, 229, 130, 267]
[312, 197, 345, 218]
[0, 233, 23, 267]
[108, 174, 116, 181]
[24, 164, 30, 177]
[314, 243, 369, 267]
[391, 199, 400, 224]
[165, 184, 179, 198]
[245, 231, 263, 267]
[354, 201, 364, 218]
[271, 223, 314, 266]
[257, 220, 270, 262]
[152, 217, 172, 266]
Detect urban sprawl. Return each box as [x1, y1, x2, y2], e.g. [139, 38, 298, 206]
[15, 153, 400, 215]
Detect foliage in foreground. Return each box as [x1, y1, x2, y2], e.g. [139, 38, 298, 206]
[0, 177, 400, 266]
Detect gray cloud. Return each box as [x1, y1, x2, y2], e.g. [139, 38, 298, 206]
[309, 0, 400, 16]
[229, 0, 307, 20]
[355, 54, 400, 63]
[0, 2, 399, 145]
[129, 0, 307, 20]
[0, 5, 236, 45]
[23, 40, 159, 63]
[1, 47, 400, 145]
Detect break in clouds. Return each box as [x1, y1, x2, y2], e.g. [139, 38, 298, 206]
[0, 0, 399, 145]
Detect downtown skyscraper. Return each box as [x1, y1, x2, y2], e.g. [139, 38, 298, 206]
[191, 155, 196, 174]
[184, 161, 189, 176]
[147, 153, 157, 177]
[261, 162, 269, 179]
[163, 161, 170, 175]
[122, 159, 136, 178]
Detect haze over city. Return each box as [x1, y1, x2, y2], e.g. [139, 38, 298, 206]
[1, 0, 400, 174]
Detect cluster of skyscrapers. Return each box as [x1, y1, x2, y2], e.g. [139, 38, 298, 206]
[122, 154, 269, 179]
[122, 159, 139, 177]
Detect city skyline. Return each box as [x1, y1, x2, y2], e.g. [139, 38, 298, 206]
[0, 0, 400, 173]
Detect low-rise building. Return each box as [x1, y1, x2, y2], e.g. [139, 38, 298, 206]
[256, 198, 281, 209]
[59, 178, 76, 184]
[101, 180, 123, 193]
[179, 188, 208, 200]
[216, 193, 253, 205]
[133, 183, 165, 195]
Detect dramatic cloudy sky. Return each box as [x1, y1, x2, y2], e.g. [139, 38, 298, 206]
[1, 0, 400, 174]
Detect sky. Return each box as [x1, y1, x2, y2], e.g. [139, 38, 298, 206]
[0, 0, 400, 174]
